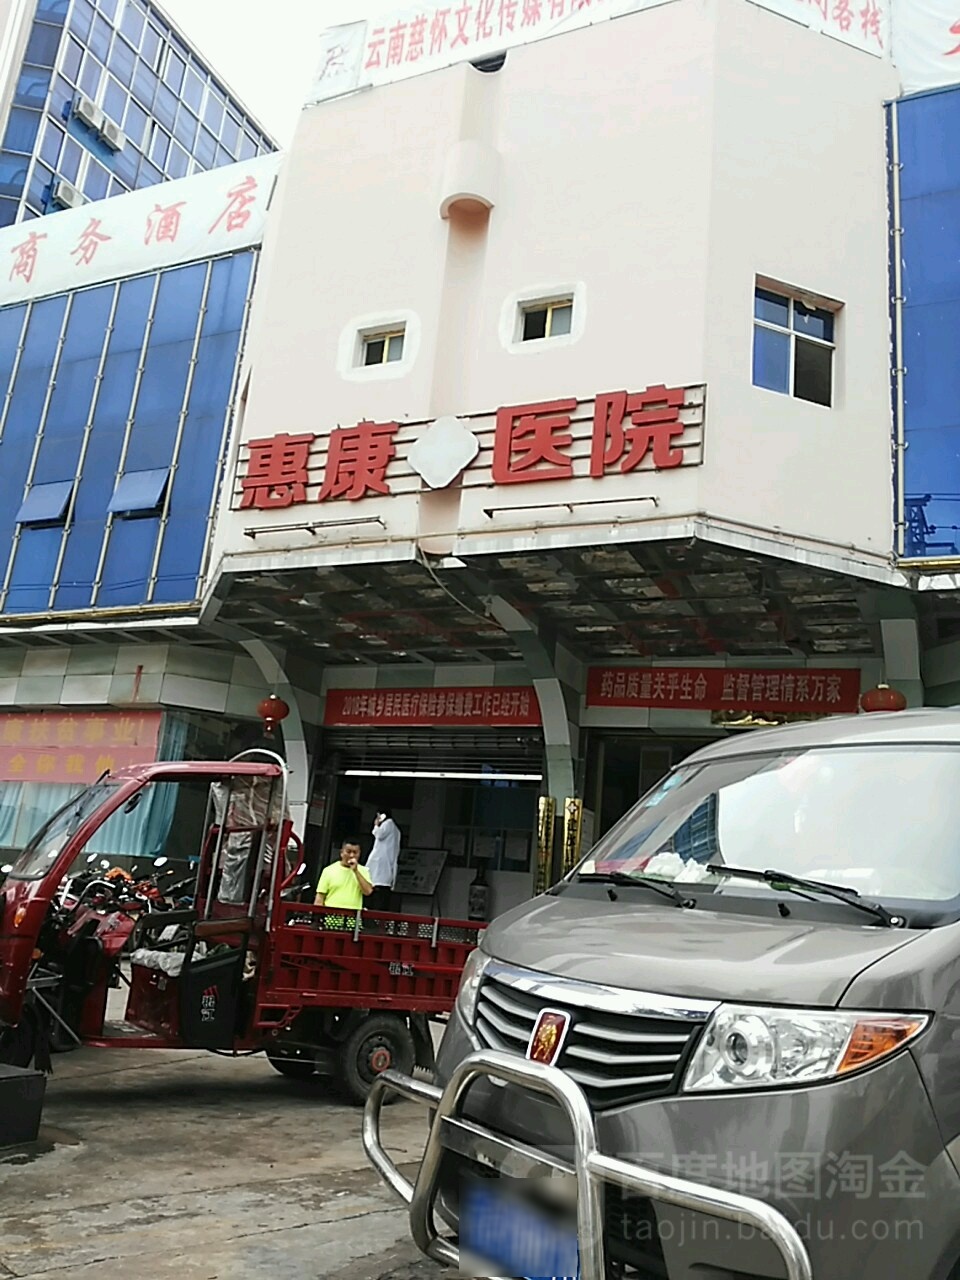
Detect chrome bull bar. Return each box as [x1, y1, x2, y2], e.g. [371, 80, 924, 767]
[363, 1047, 814, 1280]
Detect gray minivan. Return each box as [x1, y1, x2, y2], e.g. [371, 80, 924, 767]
[365, 709, 960, 1279]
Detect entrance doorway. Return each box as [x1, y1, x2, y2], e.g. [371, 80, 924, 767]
[317, 727, 545, 920]
[586, 735, 715, 840]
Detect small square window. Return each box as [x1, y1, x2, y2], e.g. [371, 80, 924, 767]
[108, 468, 169, 516]
[16, 481, 72, 526]
[752, 284, 837, 408]
[521, 299, 573, 342]
[362, 329, 405, 366]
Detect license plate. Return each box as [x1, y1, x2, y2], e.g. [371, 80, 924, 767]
[460, 1177, 579, 1280]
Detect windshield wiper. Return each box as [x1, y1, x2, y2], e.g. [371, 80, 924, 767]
[578, 870, 694, 909]
[703, 865, 898, 928]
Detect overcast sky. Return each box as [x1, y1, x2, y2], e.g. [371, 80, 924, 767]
[160, 1, 396, 143]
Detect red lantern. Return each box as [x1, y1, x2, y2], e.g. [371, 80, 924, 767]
[256, 694, 290, 736]
[859, 684, 907, 714]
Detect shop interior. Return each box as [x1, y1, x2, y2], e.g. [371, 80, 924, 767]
[323, 770, 541, 921]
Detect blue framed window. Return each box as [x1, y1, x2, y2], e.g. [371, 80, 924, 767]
[14, 67, 52, 109]
[163, 50, 185, 93]
[60, 37, 82, 83]
[109, 177, 126, 197]
[239, 133, 256, 161]
[39, 121, 63, 167]
[220, 113, 240, 154]
[120, 0, 146, 47]
[203, 91, 224, 135]
[194, 126, 216, 168]
[182, 67, 203, 112]
[60, 137, 82, 182]
[3, 109, 41, 154]
[141, 23, 162, 69]
[69, 0, 95, 40]
[16, 481, 73, 526]
[0, 197, 18, 227]
[89, 14, 112, 62]
[166, 141, 188, 179]
[85, 161, 109, 201]
[136, 158, 161, 187]
[99, 0, 119, 19]
[154, 84, 177, 131]
[123, 98, 147, 146]
[102, 77, 127, 125]
[132, 60, 157, 109]
[26, 21, 63, 67]
[50, 74, 73, 121]
[36, 0, 70, 18]
[752, 285, 836, 409]
[113, 143, 137, 186]
[108, 468, 170, 516]
[79, 53, 102, 98]
[172, 107, 197, 152]
[0, 153, 29, 198]
[27, 162, 53, 208]
[149, 125, 169, 168]
[108, 36, 136, 86]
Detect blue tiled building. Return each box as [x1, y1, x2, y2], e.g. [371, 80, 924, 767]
[0, 0, 275, 228]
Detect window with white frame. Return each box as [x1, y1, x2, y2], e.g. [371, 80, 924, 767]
[520, 297, 574, 342]
[361, 327, 406, 367]
[752, 285, 837, 408]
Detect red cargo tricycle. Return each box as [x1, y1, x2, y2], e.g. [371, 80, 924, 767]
[0, 751, 483, 1102]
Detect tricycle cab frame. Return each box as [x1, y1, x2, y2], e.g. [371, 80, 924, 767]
[0, 752, 484, 1098]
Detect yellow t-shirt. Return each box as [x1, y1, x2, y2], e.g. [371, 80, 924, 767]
[317, 861, 369, 911]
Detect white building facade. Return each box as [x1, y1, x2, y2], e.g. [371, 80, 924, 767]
[206, 0, 918, 915]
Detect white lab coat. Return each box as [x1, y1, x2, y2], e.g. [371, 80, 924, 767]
[368, 817, 401, 889]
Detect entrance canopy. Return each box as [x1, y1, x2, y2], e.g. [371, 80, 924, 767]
[209, 539, 884, 667]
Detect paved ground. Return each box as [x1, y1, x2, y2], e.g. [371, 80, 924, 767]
[0, 1041, 454, 1280]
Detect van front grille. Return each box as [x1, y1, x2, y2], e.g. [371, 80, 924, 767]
[474, 972, 703, 1111]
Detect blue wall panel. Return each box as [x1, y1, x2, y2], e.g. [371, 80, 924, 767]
[0, 250, 253, 615]
[895, 88, 960, 558]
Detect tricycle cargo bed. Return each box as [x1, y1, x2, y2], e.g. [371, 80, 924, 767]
[255, 903, 484, 1019]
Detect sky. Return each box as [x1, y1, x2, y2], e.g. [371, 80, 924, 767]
[160, 1, 397, 144]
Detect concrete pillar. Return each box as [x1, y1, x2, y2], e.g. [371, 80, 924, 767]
[240, 639, 311, 837]
[859, 589, 924, 707]
[484, 596, 579, 801]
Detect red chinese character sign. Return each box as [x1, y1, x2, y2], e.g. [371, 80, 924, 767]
[586, 667, 861, 715]
[234, 385, 705, 514]
[0, 153, 281, 305]
[0, 712, 161, 784]
[324, 686, 542, 727]
[309, 0, 888, 106]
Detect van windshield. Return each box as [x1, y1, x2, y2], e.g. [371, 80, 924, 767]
[6, 782, 119, 882]
[579, 745, 960, 904]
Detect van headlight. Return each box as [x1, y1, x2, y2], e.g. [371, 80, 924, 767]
[456, 948, 492, 1027]
[683, 1005, 929, 1093]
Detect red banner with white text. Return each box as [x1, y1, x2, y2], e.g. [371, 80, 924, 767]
[586, 667, 860, 715]
[324, 686, 541, 727]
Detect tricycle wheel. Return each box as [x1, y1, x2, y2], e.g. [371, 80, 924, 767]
[338, 1014, 415, 1106]
[267, 1051, 316, 1080]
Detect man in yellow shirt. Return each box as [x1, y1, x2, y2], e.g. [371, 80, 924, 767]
[315, 840, 374, 911]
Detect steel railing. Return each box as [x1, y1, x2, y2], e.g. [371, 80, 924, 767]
[363, 1047, 814, 1280]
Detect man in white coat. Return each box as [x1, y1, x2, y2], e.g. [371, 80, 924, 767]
[367, 809, 401, 911]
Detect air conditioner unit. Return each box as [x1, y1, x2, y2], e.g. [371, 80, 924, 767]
[98, 117, 125, 152]
[73, 93, 104, 134]
[50, 178, 85, 210]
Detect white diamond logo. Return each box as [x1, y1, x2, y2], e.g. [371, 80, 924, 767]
[408, 416, 480, 490]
